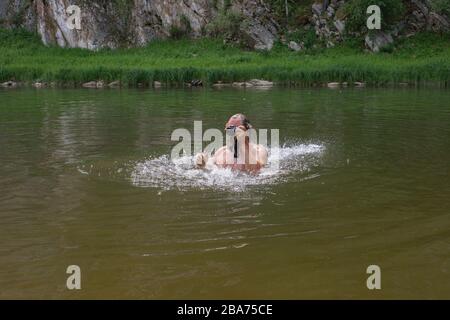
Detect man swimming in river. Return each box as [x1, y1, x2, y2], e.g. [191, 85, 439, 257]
[195, 114, 268, 172]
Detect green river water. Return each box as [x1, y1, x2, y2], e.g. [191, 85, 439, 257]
[0, 87, 449, 299]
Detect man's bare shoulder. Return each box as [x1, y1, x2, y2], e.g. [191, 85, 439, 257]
[213, 146, 233, 165]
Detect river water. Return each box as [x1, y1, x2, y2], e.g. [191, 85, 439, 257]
[0, 87, 449, 299]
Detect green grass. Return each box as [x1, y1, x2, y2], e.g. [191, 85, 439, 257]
[0, 28, 449, 86]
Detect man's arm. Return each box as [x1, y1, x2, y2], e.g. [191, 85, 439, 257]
[195, 146, 228, 168]
[256, 145, 268, 166]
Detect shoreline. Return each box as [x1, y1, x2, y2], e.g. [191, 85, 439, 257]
[1, 79, 448, 89]
[1, 30, 449, 89]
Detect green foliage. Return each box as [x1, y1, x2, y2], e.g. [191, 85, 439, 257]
[267, 0, 315, 27]
[223, 0, 232, 10]
[0, 28, 42, 48]
[344, 0, 405, 32]
[169, 15, 192, 39]
[268, 0, 292, 19]
[112, 0, 133, 14]
[286, 28, 317, 49]
[169, 25, 185, 39]
[379, 42, 395, 53]
[3, 0, 32, 27]
[431, 0, 450, 16]
[205, 11, 244, 41]
[210, 0, 219, 9]
[0, 28, 449, 86]
[180, 15, 192, 33]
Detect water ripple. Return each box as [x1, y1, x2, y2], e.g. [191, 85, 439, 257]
[130, 143, 325, 191]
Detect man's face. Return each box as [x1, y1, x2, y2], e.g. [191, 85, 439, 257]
[225, 117, 247, 136]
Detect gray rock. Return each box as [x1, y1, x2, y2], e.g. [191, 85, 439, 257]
[312, 3, 324, 16]
[35, 0, 119, 50]
[190, 79, 203, 87]
[212, 82, 231, 88]
[411, 0, 429, 16]
[82, 81, 100, 88]
[429, 12, 450, 32]
[246, 79, 274, 87]
[288, 41, 303, 52]
[132, 0, 213, 45]
[32, 82, 46, 88]
[232, 80, 273, 87]
[391, 22, 405, 37]
[365, 32, 394, 53]
[1, 81, 17, 88]
[327, 6, 335, 18]
[2, 0, 278, 51]
[327, 82, 340, 88]
[412, 10, 424, 21]
[0, 1, 35, 30]
[235, 0, 279, 50]
[108, 81, 121, 88]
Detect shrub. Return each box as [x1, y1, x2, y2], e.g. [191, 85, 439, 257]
[267, 0, 315, 27]
[180, 14, 192, 34]
[344, 0, 405, 32]
[205, 11, 244, 41]
[286, 28, 317, 49]
[169, 25, 185, 39]
[431, 0, 450, 16]
[169, 15, 191, 39]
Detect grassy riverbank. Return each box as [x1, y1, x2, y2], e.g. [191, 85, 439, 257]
[1, 29, 449, 87]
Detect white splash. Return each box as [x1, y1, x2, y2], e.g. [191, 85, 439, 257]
[130, 143, 324, 192]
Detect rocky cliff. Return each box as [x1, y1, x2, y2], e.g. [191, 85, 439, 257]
[0, 0, 278, 50]
[301, 0, 450, 52]
[0, 0, 449, 52]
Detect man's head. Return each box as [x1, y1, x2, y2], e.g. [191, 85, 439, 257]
[225, 114, 252, 150]
[225, 114, 252, 132]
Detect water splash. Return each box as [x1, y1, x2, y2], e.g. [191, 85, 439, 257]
[130, 143, 324, 192]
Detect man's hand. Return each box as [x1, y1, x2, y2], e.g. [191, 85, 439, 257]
[195, 152, 207, 168]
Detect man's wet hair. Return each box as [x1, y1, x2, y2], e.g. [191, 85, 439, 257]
[231, 113, 252, 130]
